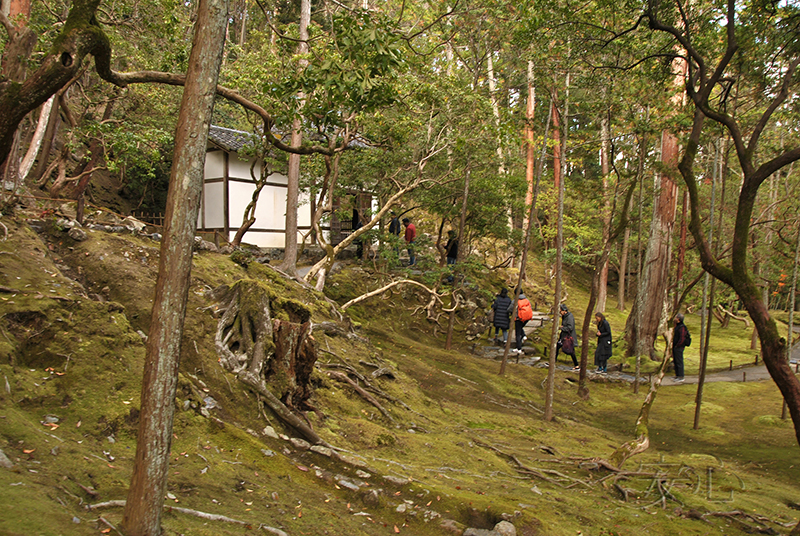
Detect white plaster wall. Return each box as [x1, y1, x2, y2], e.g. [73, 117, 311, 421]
[205, 151, 226, 179]
[229, 154, 260, 180]
[200, 182, 225, 228]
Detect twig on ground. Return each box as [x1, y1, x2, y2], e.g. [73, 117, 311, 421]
[327, 370, 395, 423]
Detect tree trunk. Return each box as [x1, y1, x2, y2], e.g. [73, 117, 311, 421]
[279, 0, 309, 275]
[608, 349, 670, 468]
[694, 142, 719, 430]
[545, 77, 568, 422]
[625, 130, 679, 360]
[445, 167, 470, 350]
[121, 0, 227, 533]
[597, 113, 611, 312]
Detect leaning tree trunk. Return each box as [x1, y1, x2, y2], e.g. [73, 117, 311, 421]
[608, 347, 671, 468]
[121, 0, 227, 533]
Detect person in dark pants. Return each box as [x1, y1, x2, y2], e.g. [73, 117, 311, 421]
[388, 211, 401, 236]
[388, 211, 402, 258]
[490, 287, 512, 344]
[557, 303, 578, 369]
[508, 289, 532, 355]
[352, 210, 364, 260]
[594, 312, 612, 373]
[445, 230, 458, 265]
[403, 217, 416, 266]
[672, 313, 690, 382]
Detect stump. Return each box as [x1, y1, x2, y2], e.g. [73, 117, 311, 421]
[211, 279, 319, 415]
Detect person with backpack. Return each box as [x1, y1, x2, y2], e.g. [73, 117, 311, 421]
[508, 288, 533, 355]
[557, 303, 579, 370]
[594, 312, 612, 373]
[490, 287, 512, 344]
[672, 312, 691, 382]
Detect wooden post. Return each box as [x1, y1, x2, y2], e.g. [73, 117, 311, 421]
[755, 353, 759, 365]
[743, 371, 746, 382]
[730, 360, 733, 371]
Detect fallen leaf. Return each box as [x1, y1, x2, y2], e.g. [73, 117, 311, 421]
[23, 449, 35, 454]
[394, 526, 400, 533]
[76, 420, 81, 428]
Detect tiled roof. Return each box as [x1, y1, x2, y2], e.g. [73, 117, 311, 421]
[208, 125, 256, 152]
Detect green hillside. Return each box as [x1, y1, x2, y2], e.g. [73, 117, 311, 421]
[1, 208, 798, 536]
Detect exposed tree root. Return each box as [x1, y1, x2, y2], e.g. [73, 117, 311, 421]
[209, 281, 331, 447]
[326, 370, 395, 423]
[87, 500, 287, 534]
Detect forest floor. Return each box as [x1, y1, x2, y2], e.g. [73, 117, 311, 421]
[1, 206, 800, 536]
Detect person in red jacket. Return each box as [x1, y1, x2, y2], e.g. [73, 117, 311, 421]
[402, 217, 416, 266]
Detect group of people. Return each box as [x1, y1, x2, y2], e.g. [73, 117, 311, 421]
[389, 212, 459, 267]
[490, 288, 534, 356]
[490, 292, 692, 380]
[554, 304, 612, 372]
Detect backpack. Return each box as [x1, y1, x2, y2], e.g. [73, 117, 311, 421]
[685, 328, 692, 347]
[517, 299, 533, 322]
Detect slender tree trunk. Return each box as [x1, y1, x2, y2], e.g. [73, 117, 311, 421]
[121, 0, 227, 533]
[545, 76, 569, 422]
[694, 141, 719, 429]
[674, 190, 688, 311]
[500, 96, 552, 375]
[524, 61, 535, 219]
[445, 167, 470, 350]
[633, 121, 648, 393]
[784, 223, 800, 420]
[279, 0, 309, 274]
[597, 113, 611, 312]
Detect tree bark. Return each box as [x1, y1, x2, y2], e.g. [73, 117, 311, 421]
[545, 77, 568, 421]
[597, 113, 611, 312]
[279, 0, 309, 275]
[121, 0, 227, 533]
[625, 130, 679, 360]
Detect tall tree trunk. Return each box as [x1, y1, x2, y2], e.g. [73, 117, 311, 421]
[625, 130, 679, 360]
[694, 141, 720, 430]
[597, 113, 611, 312]
[121, 0, 227, 533]
[279, 0, 309, 275]
[524, 61, 535, 217]
[674, 190, 688, 312]
[445, 167, 470, 350]
[545, 76, 568, 422]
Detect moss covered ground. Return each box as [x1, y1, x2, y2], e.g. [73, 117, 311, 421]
[1, 209, 799, 536]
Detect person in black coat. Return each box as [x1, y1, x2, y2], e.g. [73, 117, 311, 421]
[490, 288, 512, 344]
[672, 313, 690, 382]
[557, 303, 578, 369]
[594, 312, 612, 373]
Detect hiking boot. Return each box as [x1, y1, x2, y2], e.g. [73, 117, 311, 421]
[674, 377, 685, 383]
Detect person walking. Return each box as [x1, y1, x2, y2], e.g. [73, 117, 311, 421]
[508, 289, 533, 355]
[402, 217, 416, 266]
[557, 304, 579, 370]
[672, 313, 691, 382]
[444, 230, 459, 265]
[594, 312, 612, 373]
[490, 287, 512, 344]
[388, 211, 401, 236]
